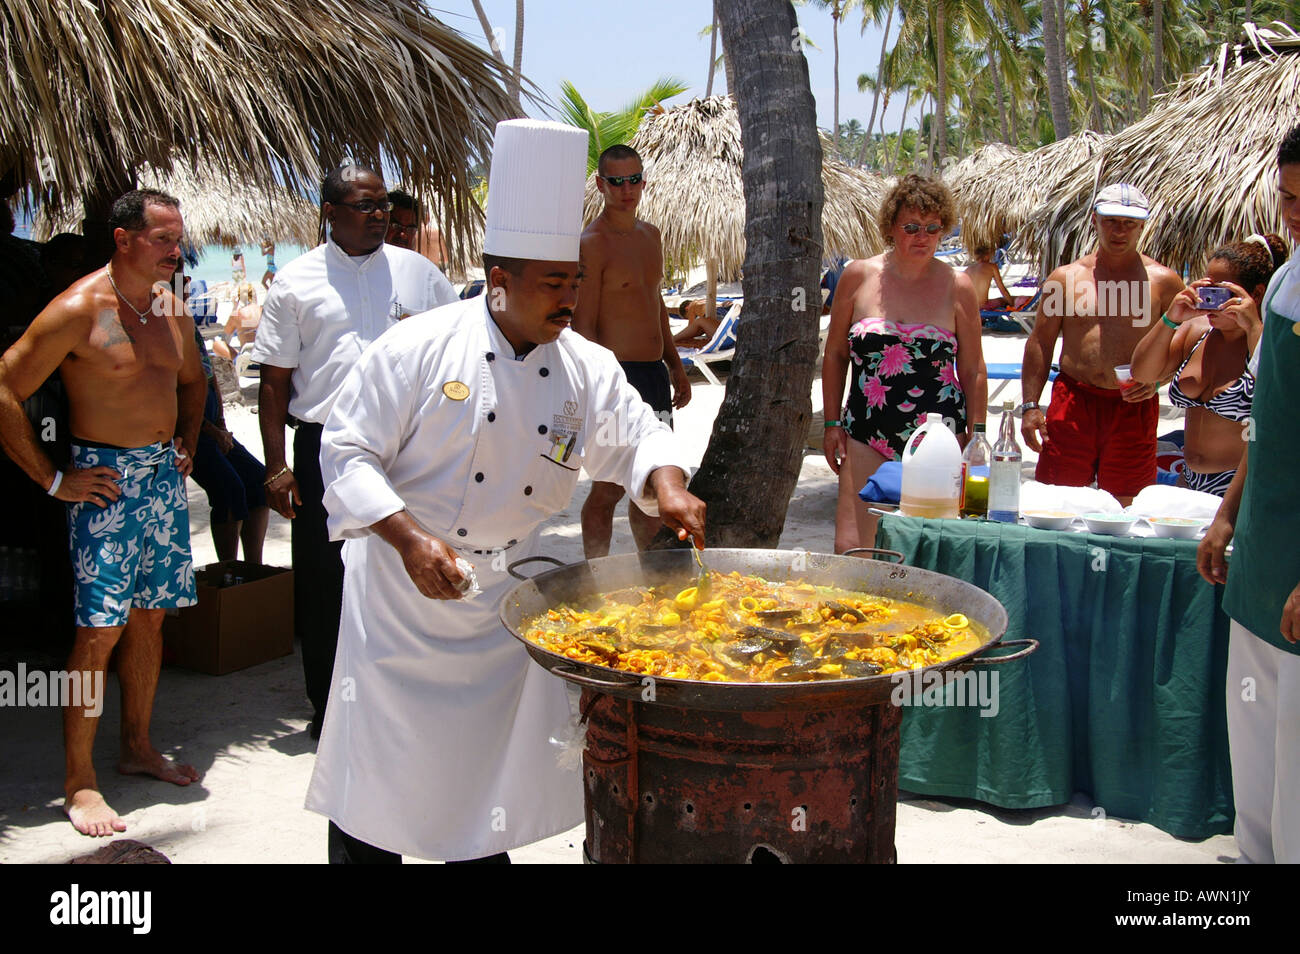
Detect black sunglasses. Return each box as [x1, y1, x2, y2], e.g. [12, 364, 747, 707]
[598, 172, 644, 187]
[901, 222, 945, 235]
[336, 199, 393, 214]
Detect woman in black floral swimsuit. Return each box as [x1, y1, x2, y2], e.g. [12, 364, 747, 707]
[821, 175, 987, 553]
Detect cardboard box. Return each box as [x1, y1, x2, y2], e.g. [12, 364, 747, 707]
[163, 561, 294, 675]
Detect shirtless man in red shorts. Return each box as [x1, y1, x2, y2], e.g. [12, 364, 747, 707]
[1020, 184, 1184, 505]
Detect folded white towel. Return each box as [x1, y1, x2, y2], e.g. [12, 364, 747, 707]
[1020, 481, 1123, 515]
[1126, 484, 1223, 522]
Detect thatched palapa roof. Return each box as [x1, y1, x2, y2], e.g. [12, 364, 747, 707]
[32, 158, 320, 249]
[0, 0, 515, 266]
[582, 96, 888, 280]
[1027, 23, 1300, 275]
[943, 143, 1020, 196]
[951, 132, 1105, 255]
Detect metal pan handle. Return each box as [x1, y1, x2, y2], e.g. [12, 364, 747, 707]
[507, 555, 568, 580]
[547, 663, 644, 691]
[842, 547, 905, 563]
[967, 638, 1039, 665]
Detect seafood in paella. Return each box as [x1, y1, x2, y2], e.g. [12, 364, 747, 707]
[521, 569, 983, 683]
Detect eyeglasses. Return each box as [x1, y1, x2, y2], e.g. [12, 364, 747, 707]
[900, 222, 945, 235]
[335, 199, 393, 214]
[388, 221, 418, 235]
[598, 172, 645, 187]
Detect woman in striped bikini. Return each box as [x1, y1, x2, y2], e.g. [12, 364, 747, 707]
[1131, 234, 1286, 495]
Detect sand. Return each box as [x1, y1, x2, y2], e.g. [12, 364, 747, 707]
[0, 332, 1233, 864]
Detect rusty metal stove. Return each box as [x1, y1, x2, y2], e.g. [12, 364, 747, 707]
[500, 548, 1022, 865]
[579, 689, 902, 863]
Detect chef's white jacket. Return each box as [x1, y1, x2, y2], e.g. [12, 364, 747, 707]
[249, 238, 457, 424]
[305, 295, 692, 860]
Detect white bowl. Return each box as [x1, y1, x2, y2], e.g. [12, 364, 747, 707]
[1023, 510, 1077, 531]
[1148, 517, 1206, 540]
[1082, 512, 1139, 536]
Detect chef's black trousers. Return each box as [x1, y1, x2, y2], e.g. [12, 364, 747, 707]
[292, 422, 344, 728]
[328, 822, 510, 864]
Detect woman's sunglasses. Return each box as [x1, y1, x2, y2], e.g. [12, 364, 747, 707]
[900, 222, 945, 235]
[598, 172, 645, 187]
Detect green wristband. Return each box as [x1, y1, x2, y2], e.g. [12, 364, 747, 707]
[1161, 313, 1178, 330]
[824, 419, 843, 429]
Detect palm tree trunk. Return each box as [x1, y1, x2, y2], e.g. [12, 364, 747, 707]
[857, 4, 893, 166]
[934, 3, 948, 165]
[1153, 0, 1165, 96]
[832, 2, 842, 152]
[925, 93, 937, 174]
[988, 39, 1009, 143]
[1008, 79, 1019, 144]
[470, 0, 507, 70]
[1041, 0, 1071, 139]
[690, 0, 825, 547]
[706, 1, 719, 96]
[510, 0, 525, 112]
[890, 90, 909, 175]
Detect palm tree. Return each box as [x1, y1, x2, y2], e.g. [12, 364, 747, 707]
[1040, 0, 1071, 139]
[556, 77, 689, 174]
[688, 0, 826, 547]
[705, 1, 719, 96]
[470, 0, 526, 114]
[855, 0, 896, 167]
[810, 1, 861, 152]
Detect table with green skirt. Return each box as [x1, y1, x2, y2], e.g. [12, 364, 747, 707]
[874, 513, 1233, 839]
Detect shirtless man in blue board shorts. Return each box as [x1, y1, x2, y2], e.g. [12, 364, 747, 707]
[0, 188, 208, 836]
[575, 144, 693, 557]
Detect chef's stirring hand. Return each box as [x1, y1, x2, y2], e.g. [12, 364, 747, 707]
[372, 511, 466, 600]
[649, 466, 706, 548]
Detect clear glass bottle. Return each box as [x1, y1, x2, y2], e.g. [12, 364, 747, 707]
[960, 423, 991, 518]
[989, 401, 1022, 523]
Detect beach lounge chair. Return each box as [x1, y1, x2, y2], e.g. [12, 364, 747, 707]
[981, 288, 1041, 335]
[986, 362, 1057, 407]
[678, 304, 741, 386]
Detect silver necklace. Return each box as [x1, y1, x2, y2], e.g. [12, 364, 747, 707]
[107, 265, 151, 325]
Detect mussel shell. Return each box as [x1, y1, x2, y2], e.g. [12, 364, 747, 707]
[754, 608, 805, 621]
[739, 625, 803, 651]
[725, 636, 773, 659]
[821, 600, 864, 622]
[841, 659, 884, 677]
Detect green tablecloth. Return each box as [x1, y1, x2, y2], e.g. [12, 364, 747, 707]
[876, 514, 1234, 839]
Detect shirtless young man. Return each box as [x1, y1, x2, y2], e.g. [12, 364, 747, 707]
[0, 189, 207, 836]
[575, 145, 692, 556]
[1020, 184, 1184, 505]
[965, 245, 1013, 309]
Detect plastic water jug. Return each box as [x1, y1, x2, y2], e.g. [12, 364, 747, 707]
[900, 413, 962, 519]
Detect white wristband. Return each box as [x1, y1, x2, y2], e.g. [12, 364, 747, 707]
[47, 470, 63, 496]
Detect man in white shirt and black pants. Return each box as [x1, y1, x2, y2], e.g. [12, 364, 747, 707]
[250, 163, 457, 738]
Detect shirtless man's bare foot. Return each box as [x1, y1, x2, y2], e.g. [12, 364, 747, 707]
[65, 788, 127, 837]
[119, 746, 201, 785]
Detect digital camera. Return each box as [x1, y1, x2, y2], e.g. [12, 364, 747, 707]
[1196, 285, 1233, 310]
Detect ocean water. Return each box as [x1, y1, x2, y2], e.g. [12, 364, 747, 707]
[188, 242, 312, 289]
[14, 217, 312, 292]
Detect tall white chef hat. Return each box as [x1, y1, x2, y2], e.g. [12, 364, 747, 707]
[484, 119, 589, 261]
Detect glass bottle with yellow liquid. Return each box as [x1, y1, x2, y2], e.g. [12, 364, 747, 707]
[960, 422, 991, 518]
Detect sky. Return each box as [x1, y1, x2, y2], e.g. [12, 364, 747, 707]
[432, 1, 903, 138]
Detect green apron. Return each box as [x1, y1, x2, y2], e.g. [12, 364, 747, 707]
[1222, 265, 1300, 654]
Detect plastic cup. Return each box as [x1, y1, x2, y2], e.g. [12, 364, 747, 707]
[1114, 365, 1134, 389]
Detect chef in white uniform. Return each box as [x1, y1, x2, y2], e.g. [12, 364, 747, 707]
[305, 120, 706, 863]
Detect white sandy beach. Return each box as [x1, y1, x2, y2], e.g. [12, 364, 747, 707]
[0, 331, 1230, 864]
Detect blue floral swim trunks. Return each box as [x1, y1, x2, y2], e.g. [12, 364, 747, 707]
[66, 441, 197, 628]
